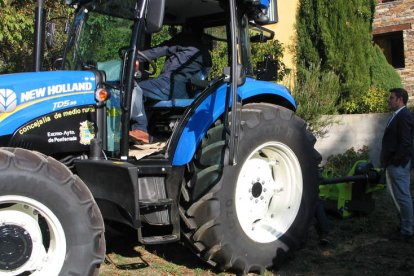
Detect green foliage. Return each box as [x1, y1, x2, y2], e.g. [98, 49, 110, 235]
[342, 86, 388, 113]
[78, 14, 132, 62]
[293, 63, 340, 136]
[0, 1, 34, 72]
[342, 45, 402, 113]
[324, 146, 370, 177]
[296, 0, 401, 114]
[209, 40, 229, 79]
[370, 45, 402, 91]
[251, 39, 287, 80]
[0, 0, 70, 73]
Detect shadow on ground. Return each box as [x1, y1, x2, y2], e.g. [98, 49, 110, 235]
[102, 222, 220, 275]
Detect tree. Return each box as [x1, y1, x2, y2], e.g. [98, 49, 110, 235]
[0, 0, 70, 73]
[296, 0, 401, 113]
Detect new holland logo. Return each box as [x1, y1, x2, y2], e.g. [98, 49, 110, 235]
[0, 89, 17, 113]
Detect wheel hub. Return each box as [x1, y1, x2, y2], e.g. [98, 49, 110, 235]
[235, 142, 303, 243]
[251, 182, 263, 198]
[0, 196, 67, 275]
[0, 225, 33, 270]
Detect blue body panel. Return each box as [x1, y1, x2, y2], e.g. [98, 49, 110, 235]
[259, 0, 270, 9]
[172, 77, 295, 165]
[0, 71, 96, 136]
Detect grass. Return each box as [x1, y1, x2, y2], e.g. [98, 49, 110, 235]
[99, 177, 414, 275]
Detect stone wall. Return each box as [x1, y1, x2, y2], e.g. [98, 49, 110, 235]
[315, 113, 391, 167]
[373, 0, 414, 99]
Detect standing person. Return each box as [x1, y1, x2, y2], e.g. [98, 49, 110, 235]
[315, 197, 331, 246]
[381, 87, 414, 241]
[129, 25, 212, 144]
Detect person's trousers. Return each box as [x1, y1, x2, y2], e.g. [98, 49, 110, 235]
[386, 161, 413, 235]
[130, 78, 173, 132]
[130, 85, 147, 131]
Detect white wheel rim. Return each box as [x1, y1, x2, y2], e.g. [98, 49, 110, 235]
[0, 195, 66, 275]
[235, 142, 303, 243]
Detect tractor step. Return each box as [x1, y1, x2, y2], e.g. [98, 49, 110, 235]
[140, 234, 180, 244]
[139, 198, 173, 208]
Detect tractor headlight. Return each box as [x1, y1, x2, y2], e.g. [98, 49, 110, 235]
[95, 87, 110, 102]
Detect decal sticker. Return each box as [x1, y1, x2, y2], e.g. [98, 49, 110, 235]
[79, 120, 95, 145]
[47, 130, 77, 143]
[0, 89, 17, 113]
[20, 82, 93, 103]
[18, 116, 52, 135]
[12, 106, 96, 154]
[53, 100, 78, 111]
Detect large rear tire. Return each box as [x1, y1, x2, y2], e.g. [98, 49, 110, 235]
[180, 104, 320, 274]
[0, 148, 105, 276]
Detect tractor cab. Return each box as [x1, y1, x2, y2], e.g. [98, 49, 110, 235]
[59, 0, 277, 159]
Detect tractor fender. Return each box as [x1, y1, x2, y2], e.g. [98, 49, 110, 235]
[170, 78, 296, 165]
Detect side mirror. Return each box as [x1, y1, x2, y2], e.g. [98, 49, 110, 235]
[46, 22, 56, 49]
[249, 22, 274, 43]
[255, 55, 278, 81]
[145, 0, 165, 33]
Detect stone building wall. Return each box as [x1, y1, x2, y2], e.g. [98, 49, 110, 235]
[373, 0, 414, 100]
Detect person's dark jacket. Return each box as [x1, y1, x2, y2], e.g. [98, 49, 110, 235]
[381, 107, 414, 168]
[137, 32, 212, 99]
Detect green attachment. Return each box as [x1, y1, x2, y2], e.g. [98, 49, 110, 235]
[319, 160, 385, 218]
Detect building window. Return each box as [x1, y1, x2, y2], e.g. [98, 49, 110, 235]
[267, 0, 278, 24]
[374, 31, 405, 69]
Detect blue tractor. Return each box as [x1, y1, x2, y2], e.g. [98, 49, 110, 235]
[0, 0, 320, 274]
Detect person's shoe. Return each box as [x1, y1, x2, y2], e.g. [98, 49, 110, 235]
[389, 232, 413, 241]
[129, 129, 150, 144]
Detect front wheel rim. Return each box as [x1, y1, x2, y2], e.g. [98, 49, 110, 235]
[235, 142, 303, 243]
[0, 195, 66, 275]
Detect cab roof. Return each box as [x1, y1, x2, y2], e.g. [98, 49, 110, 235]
[66, 0, 226, 25]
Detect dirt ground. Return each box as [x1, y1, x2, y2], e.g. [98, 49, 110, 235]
[277, 189, 414, 276]
[100, 189, 414, 276]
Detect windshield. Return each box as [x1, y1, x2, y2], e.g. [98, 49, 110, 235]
[63, 9, 134, 80]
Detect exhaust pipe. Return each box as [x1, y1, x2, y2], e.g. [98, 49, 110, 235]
[34, 0, 45, 71]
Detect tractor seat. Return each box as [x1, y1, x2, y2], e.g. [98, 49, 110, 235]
[151, 68, 210, 109]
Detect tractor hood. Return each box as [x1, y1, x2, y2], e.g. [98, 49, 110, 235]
[0, 70, 97, 136]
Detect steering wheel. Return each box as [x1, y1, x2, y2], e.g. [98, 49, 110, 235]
[118, 47, 157, 76]
[137, 50, 157, 76]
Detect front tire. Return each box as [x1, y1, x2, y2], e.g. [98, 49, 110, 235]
[0, 148, 105, 275]
[180, 104, 320, 274]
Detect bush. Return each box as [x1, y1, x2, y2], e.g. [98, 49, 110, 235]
[323, 146, 370, 177]
[342, 86, 389, 113]
[293, 63, 340, 136]
[295, 0, 401, 114]
[370, 45, 402, 91]
[251, 39, 287, 81]
[209, 40, 229, 80]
